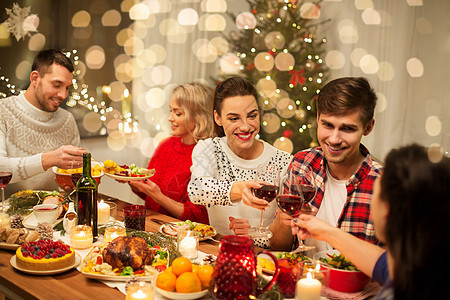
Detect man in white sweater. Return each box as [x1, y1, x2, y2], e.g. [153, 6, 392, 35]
[0, 49, 84, 197]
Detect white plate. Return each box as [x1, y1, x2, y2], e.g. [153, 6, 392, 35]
[104, 170, 155, 181]
[80, 271, 154, 281]
[159, 223, 217, 241]
[153, 283, 209, 300]
[0, 242, 20, 251]
[10, 252, 81, 275]
[22, 212, 63, 229]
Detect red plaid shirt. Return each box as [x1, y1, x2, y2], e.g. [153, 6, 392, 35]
[289, 144, 383, 244]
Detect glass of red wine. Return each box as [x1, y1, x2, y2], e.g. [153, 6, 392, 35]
[277, 167, 317, 252]
[248, 164, 280, 239]
[0, 165, 13, 213]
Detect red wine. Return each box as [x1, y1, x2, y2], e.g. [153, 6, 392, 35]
[71, 173, 82, 186]
[0, 172, 12, 188]
[299, 184, 316, 203]
[252, 184, 279, 202]
[76, 153, 98, 239]
[277, 194, 303, 217]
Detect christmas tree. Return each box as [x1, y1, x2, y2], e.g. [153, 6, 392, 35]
[219, 0, 329, 153]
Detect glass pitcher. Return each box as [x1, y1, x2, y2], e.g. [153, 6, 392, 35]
[211, 235, 279, 299]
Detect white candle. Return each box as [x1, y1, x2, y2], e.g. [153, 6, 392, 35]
[104, 225, 126, 243]
[70, 225, 93, 249]
[97, 200, 110, 225]
[296, 272, 322, 300]
[0, 212, 10, 229]
[179, 236, 198, 259]
[126, 282, 154, 300]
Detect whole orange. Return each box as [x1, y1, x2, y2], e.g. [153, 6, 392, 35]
[175, 272, 202, 293]
[156, 270, 177, 292]
[171, 257, 193, 276]
[192, 264, 200, 276]
[197, 265, 214, 288]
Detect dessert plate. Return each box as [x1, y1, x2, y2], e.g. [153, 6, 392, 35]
[0, 242, 20, 251]
[10, 252, 81, 275]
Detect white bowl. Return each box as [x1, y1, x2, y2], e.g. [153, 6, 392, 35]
[33, 204, 60, 225]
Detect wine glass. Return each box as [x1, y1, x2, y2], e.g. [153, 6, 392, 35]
[277, 167, 317, 252]
[248, 164, 280, 239]
[0, 165, 13, 213]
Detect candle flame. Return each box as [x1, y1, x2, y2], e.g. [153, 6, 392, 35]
[315, 263, 321, 271]
[307, 272, 313, 280]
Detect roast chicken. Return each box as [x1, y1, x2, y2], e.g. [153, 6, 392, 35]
[102, 236, 153, 270]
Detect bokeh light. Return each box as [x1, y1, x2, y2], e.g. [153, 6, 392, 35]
[15, 61, 31, 80]
[264, 31, 285, 49]
[406, 58, 424, 77]
[256, 78, 277, 98]
[124, 37, 144, 56]
[28, 33, 45, 51]
[275, 52, 295, 71]
[339, 24, 358, 44]
[72, 10, 91, 27]
[108, 81, 127, 101]
[377, 61, 395, 81]
[254, 52, 274, 71]
[102, 9, 121, 26]
[274, 137, 293, 154]
[85, 45, 105, 69]
[236, 12, 256, 29]
[198, 14, 226, 31]
[375, 92, 387, 113]
[354, 0, 374, 10]
[107, 131, 127, 151]
[146, 88, 166, 109]
[425, 116, 441, 136]
[116, 28, 134, 46]
[129, 3, 149, 20]
[262, 113, 281, 134]
[362, 9, 381, 25]
[350, 48, 367, 67]
[360, 54, 379, 74]
[210, 37, 229, 55]
[202, 0, 227, 12]
[325, 50, 346, 69]
[178, 8, 199, 26]
[219, 53, 241, 74]
[300, 3, 321, 19]
[276, 98, 296, 118]
[151, 65, 172, 85]
[407, 0, 423, 6]
[83, 112, 103, 133]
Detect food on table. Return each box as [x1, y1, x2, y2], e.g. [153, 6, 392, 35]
[15, 239, 75, 271]
[56, 164, 103, 177]
[318, 253, 360, 271]
[39, 194, 67, 218]
[156, 257, 205, 293]
[162, 220, 216, 237]
[0, 226, 39, 244]
[257, 256, 276, 273]
[6, 190, 62, 215]
[129, 231, 181, 265]
[103, 236, 153, 270]
[102, 160, 154, 177]
[275, 251, 310, 262]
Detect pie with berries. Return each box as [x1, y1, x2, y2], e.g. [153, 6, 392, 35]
[16, 239, 75, 271]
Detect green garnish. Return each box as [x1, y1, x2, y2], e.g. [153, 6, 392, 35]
[120, 266, 134, 276]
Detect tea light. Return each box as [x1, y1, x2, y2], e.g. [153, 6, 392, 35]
[104, 225, 126, 243]
[296, 272, 322, 300]
[177, 230, 199, 259]
[126, 281, 154, 300]
[0, 212, 10, 229]
[97, 200, 110, 225]
[70, 225, 93, 249]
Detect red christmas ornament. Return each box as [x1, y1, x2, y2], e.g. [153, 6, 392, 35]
[289, 69, 306, 87]
[283, 130, 293, 139]
[268, 50, 276, 57]
[246, 62, 255, 71]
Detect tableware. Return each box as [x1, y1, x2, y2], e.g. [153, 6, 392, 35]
[248, 164, 280, 239]
[52, 161, 104, 190]
[159, 222, 217, 241]
[70, 225, 93, 249]
[123, 205, 146, 231]
[103, 225, 126, 243]
[22, 211, 63, 230]
[0, 212, 10, 228]
[10, 252, 81, 275]
[297, 260, 330, 299]
[313, 249, 369, 293]
[80, 271, 154, 281]
[0, 242, 20, 251]
[211, 235, 279, 299]
[277, 168, 316, 252]
[153, 284, 208, 300]
[177, 230, 199, 259]
[104, 170, 155, 181]
[0, 165, 12, 213]
[33, 203, 60, 224]
[276, 258, 302, 298]
[126, 281, 155, 300]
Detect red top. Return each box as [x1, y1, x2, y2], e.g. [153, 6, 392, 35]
[141, 136, 209, 224]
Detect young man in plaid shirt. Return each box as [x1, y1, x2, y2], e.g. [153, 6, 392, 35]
[269, 77, 383, 252]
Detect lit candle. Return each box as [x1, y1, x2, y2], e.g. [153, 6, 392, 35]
[0, 212, 10, 229]
[97, 200, 110, 225]
[70, 225, 93, 249]
[126, 282, 154, 300]
[104, 225, 126, 243]
[179, 236, 198, 259]
[296, 272, 322, 300]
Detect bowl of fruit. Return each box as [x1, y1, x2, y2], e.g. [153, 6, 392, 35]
[313, 250, 370, 293]
[52, 161, 104, 189]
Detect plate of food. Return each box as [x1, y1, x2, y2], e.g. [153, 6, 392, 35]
[159, 220, 217, 241]
[22, 212, 63, 230]
[0, 227, 40, 250]
[80, 236, 167, 281]
[102, 160, 155, 181]
[11, 253, 81, 275]
[257, 252, 312, 275]
[6, 190, 64, 216]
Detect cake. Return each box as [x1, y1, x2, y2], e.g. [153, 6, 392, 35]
[16, 239, 75, 271]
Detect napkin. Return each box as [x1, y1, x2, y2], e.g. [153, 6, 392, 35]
[324, 281, 381, 300]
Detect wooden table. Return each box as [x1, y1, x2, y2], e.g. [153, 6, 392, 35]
[0, 196, 221, 300]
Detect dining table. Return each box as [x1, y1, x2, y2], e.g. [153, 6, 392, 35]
[0, 194, 223, 300]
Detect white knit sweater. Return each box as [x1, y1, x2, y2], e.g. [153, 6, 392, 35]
[0, 93, 81, 196]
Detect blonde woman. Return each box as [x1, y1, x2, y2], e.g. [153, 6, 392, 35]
[129, 83, 214, 224]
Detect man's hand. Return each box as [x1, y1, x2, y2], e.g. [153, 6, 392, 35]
[229, 216, 251, 236]
[42, 145, 85, 170]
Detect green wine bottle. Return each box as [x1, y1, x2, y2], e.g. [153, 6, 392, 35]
[76, 153, 98, 240]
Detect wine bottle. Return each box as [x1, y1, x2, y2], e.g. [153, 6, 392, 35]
[76, 153, 98, 240]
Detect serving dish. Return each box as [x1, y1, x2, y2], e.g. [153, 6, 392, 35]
[104, 171, 154, 181]
[10, 253, 81, 275]
[0, 242, 20, 251]
[80, 271, 154, 281]
[153, 283, 209, 300]
[159, 222, 217, 241]
[23, 212, 63, 229]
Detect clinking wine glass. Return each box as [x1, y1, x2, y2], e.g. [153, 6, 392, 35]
[277, 167, 317, 252]
[0, 165, 13, 213]
[248, 164, 280, 239]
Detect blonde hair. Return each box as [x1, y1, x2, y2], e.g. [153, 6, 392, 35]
[171, 82, 215, 143]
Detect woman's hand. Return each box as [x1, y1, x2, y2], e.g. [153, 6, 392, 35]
[240, 180, 270, 210]
[292, 214, 334, 242]
[128, 179, 161, 199]
[228, 216, 251, 236]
